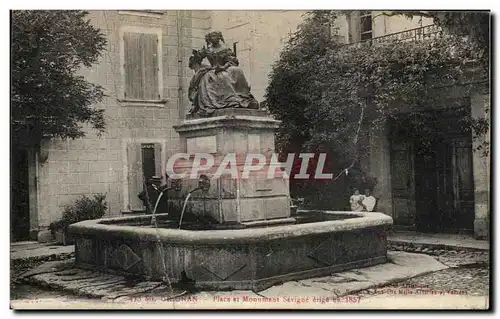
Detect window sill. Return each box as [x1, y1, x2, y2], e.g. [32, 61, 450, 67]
[118, 10, 165, 18]
[118, 98, 169, 107]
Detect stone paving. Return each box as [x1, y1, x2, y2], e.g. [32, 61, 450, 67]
[388, 231, 489, 251]
[257, 251, 447, 299]
[10, 242, 75, 293]
[351, 248, 490, 303]
[11, 242, 74, 264]
[390, 265, 488, 295]
[16, 259, 183, 300]
[391, 249, 489, 296]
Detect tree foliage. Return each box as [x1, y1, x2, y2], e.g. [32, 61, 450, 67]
[400, 11, 490, 69]
[265, 10, 488, 208]
[11, 10, 107, 146]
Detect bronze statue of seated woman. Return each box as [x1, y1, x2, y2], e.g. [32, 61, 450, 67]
[187, 31, 259, 117]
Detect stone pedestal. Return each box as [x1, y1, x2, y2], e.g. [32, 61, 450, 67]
[171, 109, 291, 224]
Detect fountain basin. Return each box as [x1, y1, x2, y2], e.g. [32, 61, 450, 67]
[69, 211, 393, 292]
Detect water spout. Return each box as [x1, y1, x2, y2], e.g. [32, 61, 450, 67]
[151, 186, 172, 226]
[179, 187, 202, 229]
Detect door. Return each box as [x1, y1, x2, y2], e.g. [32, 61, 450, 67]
[414, 143, 437, 231]
[414, 137, 474, 232]
[435, 139, 456, 230]
[451, 138, 475, 231]
[11, 147, 30, 241]
[391, 103, 475, 233]
[390, 140, 416, 227]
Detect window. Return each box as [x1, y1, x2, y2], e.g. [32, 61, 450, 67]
[126, 141, 163, 211]
[141, 143, 158, 180]
[121, 28, 162, 101]
[360, 11, 373, 41]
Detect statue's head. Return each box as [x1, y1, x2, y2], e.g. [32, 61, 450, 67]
[188, 49, 204, 69]
[205, 31, 224, 46]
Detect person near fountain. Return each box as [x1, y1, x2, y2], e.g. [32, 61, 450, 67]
[187, 31, 259, 117]
[350, 188, 364, 212]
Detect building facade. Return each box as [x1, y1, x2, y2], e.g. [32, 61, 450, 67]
[11, 10, 490, 242]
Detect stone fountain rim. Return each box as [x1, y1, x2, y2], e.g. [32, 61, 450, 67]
[69, 210, 393, 245]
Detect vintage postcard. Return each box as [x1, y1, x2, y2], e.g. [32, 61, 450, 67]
[10, 8, 491, 310]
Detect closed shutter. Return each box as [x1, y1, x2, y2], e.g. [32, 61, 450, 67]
[124, 32, 142, 99]
[154, 143, 162, 177]
[124, 32, 160, 100]
[143, 34, 159, 100]
[348, 13, 361, 43]
[391, 141, 416, 226]
[127, 143, 144, 211]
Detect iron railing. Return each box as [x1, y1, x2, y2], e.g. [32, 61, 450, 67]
[346, 24, 443, 48]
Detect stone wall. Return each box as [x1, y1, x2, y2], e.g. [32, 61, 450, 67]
[367, 120, 393, 217]
[471, 92, 490, 239]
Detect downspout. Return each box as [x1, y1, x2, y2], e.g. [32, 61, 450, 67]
[236, 178, 241, 223]
[176, 10, 184, 121]
[33, 150, 40, 240]
[249, 16, 255, 99]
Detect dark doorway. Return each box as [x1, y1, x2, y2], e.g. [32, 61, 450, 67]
[11, 146, 30, 241]
[390, 104, 475, 234]
[414, 138, 475, 233]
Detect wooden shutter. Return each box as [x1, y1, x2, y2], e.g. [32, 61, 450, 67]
[127, 143, 144, 211]
[390, 141, 416, 226]
[154, 143, 162, 178]
[124, 32, 142, 99]
[143, 34, 159, 100]
[124, 32, 159, 100]
[452, 138, 475, 230]
[348, 12, 361, 43]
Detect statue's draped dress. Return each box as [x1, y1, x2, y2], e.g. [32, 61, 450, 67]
[188, 46, 259, 116]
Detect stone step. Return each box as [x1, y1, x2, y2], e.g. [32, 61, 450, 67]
[21, 259, 186, 300]
[11, 243, 75, 268]
[388, 241, 489, 253]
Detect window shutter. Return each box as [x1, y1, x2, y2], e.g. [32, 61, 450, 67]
[143, 34, 160, 100]
[348, 13, 361, 43]
[154, 143, 162, 178]
[124, 32, 143, 99]
[127, 143, 144, 211]
[124, 32, 159, 100]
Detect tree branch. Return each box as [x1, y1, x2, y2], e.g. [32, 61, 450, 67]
[330, 102, 365, 182]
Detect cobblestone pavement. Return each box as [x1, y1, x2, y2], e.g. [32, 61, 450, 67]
[353, 249, 490, 299]
[11, 284, 90, 301]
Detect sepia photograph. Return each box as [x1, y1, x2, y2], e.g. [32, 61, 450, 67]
[9, 5, 491, 310]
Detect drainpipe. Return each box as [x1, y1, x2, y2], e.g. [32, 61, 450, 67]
[236, 179, 241, 223]
[33, 150, 40, 241]
[218, 179, 223, 222]
[176, 10, 184, 121]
